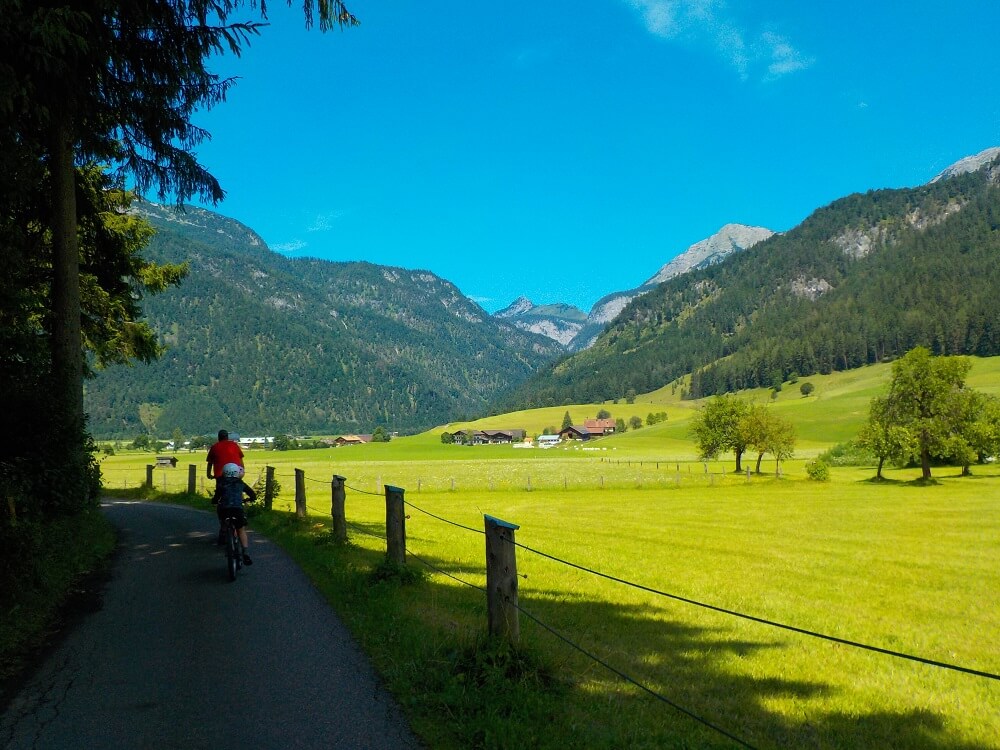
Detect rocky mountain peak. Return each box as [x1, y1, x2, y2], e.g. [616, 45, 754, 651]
[929, 146, 1000, 184]
[644, 223, 775, 286]
[495, 296, 534, 318]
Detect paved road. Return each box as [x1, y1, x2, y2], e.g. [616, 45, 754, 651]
[1, 501, 422, 750]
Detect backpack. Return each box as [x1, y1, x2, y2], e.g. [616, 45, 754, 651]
[218, 476, 245, 509]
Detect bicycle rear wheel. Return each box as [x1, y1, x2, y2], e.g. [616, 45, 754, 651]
[226, 523, 238, 582]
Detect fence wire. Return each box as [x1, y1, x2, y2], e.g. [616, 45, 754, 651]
[345, 484, 383, 497]
[405, 546, 486, 592]
[511, 599, 757, 749]
[509, 538, 1000, 682]
[404, 499, 485, 536]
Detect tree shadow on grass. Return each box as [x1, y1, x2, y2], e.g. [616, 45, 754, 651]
[383, 546, 995, 750]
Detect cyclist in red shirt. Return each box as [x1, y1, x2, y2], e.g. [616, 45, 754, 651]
[207, 429, 244, 542]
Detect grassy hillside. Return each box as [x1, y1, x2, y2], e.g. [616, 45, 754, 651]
[431, 355, 999, 460]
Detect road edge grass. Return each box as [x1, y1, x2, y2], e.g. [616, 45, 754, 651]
[0, 507, 117, 710]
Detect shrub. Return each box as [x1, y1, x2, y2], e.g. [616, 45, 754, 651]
[818, 441, 876, 466]
[805, 460, 830, 481]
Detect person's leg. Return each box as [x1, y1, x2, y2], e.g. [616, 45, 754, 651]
[216, 505, 226, 544]
[236, 513, 252, 564]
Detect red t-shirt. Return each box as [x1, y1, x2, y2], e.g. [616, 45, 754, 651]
[207, 439, 244, 478]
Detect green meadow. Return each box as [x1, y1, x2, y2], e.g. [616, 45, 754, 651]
[100, 358, 1000, 749]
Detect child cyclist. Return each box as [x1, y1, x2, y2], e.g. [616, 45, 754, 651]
[216, 462, 257, 566]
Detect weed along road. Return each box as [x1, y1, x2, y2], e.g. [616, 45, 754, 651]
[0, 501, 421, 750]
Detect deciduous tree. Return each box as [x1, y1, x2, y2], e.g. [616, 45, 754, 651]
[857, 396, 916, 480]
[874, 346, 972, 481]
[689, 395, 753, 472]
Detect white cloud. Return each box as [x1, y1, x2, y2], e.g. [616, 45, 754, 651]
[760, 31, 813, 80]
[272, 239, 308, 253]
[307, 210, 345, 233]
[625, 0, 812, 81]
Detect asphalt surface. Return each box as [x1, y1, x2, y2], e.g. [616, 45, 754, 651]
[0, 501, 422, 750]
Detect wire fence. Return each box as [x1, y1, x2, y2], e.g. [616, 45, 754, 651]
[98, 461, 768, 496]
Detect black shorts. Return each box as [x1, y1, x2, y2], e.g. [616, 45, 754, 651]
[217, 506, 247, 529]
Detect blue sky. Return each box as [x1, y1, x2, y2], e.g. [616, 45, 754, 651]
[189, 0, 1000, 313]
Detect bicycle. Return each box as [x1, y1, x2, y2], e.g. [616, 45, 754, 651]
[222, 512, 243, 582]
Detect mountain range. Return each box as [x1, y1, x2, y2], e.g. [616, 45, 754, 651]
[84, 204, 563, 438]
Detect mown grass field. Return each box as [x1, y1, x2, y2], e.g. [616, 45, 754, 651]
[98, 358, 1000, 749]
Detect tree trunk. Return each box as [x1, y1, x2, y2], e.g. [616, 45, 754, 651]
[876, 456, 885, 480]
[48, 120, 84, 435]
[734, 448, 743, 473]
[755, 452, 764, 474]
[920, 449, 932, 481]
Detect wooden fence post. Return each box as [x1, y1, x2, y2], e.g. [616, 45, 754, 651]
[331, 474, 347, 542]
[145, 464, 154, 489]
[485, 514, 520, 644]
[264, 466, 275, 510]
[384, 485, 406, 565]
[294, 468, 307, 518]
[187, 464, 197, 495]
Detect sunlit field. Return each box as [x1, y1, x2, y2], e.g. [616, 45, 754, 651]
[98, 357, 1000, 748]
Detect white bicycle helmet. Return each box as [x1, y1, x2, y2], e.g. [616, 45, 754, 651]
[222, 462, 244, 479]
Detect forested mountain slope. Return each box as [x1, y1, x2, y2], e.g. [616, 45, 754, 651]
[502, 158, 1000, 409]
[84, 204, 562, 437]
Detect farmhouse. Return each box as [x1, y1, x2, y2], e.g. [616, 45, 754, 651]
[583, 418, 616, 435]
[334, 434, 372, 446]
[559, 425, 593, 441]
[446, 429, 526, 445]
[480, 429, 526, 444]
[537, 434, 561, 447]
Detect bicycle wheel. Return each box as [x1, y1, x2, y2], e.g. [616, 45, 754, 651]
[226, 524, 238, 582]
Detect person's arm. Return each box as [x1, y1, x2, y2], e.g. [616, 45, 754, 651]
[206, 451, 215, 479]
[243, 482, 257, 504]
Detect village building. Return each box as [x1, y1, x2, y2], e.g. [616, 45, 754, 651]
[333, 434, 372, 446]
[238, 436, 274, 449]
[559, 425, 594, 441]
[583, 418, 616, 435]
[445, 429, 526, 445]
